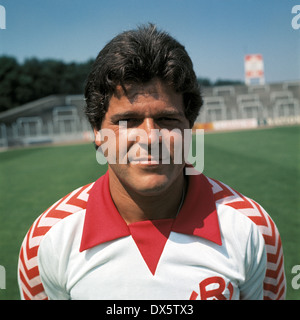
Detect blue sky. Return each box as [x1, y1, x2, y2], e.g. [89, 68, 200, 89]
[0, 0, 299, 83]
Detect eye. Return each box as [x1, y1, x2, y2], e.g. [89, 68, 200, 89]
[157, 117, 179, 123]
[118, 118, 142, 126]
[122, 118, 139, 123]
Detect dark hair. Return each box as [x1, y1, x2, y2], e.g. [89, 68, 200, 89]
[84, 23, 203, 129]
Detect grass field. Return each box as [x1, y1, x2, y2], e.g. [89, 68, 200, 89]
[0, 125, 299, 300]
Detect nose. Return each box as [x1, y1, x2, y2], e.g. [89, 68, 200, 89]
[140, 118, 161, 146]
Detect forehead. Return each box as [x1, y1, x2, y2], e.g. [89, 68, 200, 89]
[109, 78, 184, 113]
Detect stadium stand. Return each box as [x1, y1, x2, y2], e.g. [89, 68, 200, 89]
[0, 81, 299, 148]
[198, 97, 227, 122]
[196, 81, 300, 130]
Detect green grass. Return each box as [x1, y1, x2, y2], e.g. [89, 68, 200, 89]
[0, 126, 299, 300]
[202, 126, 300, 300]
[0, 142, 107, 300]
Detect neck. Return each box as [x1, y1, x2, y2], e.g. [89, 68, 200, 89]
[108, 168, 186, 224]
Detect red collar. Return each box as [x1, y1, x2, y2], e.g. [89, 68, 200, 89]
[80, 170, 222, 252]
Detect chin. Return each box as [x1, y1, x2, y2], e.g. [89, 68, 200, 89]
[125, 171, 173, 196]
[110, 163, 183, 196]
[136, 175, 170, 195]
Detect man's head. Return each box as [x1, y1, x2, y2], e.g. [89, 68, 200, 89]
[84, 24, 203, 197]
[84, 23, 203, 130]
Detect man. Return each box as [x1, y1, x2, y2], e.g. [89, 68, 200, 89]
[18, 24, 285, 300]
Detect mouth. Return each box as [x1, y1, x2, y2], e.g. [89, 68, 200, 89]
[129, 157, 170, 165]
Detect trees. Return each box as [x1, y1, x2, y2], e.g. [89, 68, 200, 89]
[0, 56, 19, 112]
[0, 55, 243, 112]
[0, 56, 94, 112]
[197, 77, 243, 87]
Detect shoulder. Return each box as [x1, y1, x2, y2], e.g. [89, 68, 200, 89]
[18, 182, 94, 300]
[207, 176, 279, 245]
[206, 176, 286, 300]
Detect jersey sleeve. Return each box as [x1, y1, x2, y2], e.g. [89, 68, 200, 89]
[37, 232, 70, 300]
[239, 221, 267, 299]
[18, 217, 49, 300]
[250, 199, 286, 300]
[209, 178, 286, 300]
[17, 183, 92, 300]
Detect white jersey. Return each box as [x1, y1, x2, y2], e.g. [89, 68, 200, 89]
[18, 171, 286, 300]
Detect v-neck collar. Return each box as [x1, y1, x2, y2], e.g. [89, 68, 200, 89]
[79, 170, 222, 274]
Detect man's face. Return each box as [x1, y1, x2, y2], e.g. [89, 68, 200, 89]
[94, 78, 190, 196]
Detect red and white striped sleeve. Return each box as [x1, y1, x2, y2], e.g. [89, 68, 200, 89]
[17, 183, 93, 300]
[208, 178, 286, 300]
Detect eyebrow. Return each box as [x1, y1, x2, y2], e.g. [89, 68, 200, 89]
[110, 109, 185, 122]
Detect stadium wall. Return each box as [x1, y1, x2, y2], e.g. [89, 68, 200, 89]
[0, 81, 299, 149]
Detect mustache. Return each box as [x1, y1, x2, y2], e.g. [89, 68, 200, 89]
[96, 127, 195, 166]
[125, 143, 172, 163]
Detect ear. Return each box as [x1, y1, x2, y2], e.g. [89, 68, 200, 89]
[93, 128, 102, 147]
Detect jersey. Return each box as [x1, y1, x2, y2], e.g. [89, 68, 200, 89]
[18, 170, 286, 300]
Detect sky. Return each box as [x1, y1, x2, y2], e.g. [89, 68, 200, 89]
[0, 0, 299, 83]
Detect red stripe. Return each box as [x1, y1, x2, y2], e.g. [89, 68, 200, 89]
[19, 248, 40, 280]
[19, 270, 44, 297]
[267, 244, 282, 266]
[210, 179, 235, 202]
[264, 272, 285, 294]
[266, 257, 284, 279]
[189, 291, 199, 300]
[18, 183, 92, 300]
[210, 179, 286, 300]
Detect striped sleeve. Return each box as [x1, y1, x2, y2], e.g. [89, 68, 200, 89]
[208, 178, 286, 300]
[17, 183, 93, 300]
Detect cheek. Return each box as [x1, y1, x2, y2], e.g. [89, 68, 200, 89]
[116, 130, 134, 163]
[97, 125, 132, 164]
[160, 129, 186, 163]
